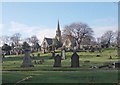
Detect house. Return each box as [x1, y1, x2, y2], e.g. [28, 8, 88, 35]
[62, 36, 77, 50]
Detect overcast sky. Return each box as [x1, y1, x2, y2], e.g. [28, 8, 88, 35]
[0, 2, 118, 44]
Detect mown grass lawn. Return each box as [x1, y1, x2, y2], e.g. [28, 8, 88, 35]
[2, 71, 118, 84]
[1, 48, 119, 84]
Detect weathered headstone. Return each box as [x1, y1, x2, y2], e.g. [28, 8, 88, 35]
[90, 66, 98, 68]
[61, 50, 66, 60]
[31, 54, 35, 59]
[38, 60, 43, 64]
[53, 54, 61, 67]
[34, 60, 37, 64]
[71, 52, 79, 67]
[41, 59, 44, 62]
[109, 56, 112, 59]
[37, 53, 40, 57]
[38, 59, 45, 64]
[50, 51, 55, 59]
[84, 60, 90, 63]
[2, 53, 5, 58]
[115, 62, 120, 68]
[98, 65, 110, 68]
[89, 46, 95, 52]
[21, 49, 34, 67]
[96, 54, 100, 57]
[32, 54, 34, 56]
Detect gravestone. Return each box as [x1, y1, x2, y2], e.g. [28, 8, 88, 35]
[71, 52, 79, 67]
[61, 50, 66, 60]
[109, 56, 112, 59]
[32, 54, 35, 57]
[84, 60, 90, 63]
[41, 59, 44, 62]
[50, 51, 55, 59]
[115, 62, 120, 68]
[34, 60, 37, 64]
[31, 54, 35, 59]
[96, 54, 100, 57]
[2, 53, 5, 58]
[37, 53, 40, 57]
[98, 65, 110, 68]
[38, 60, 43, 64]
[89, 46, 95, 52]
[53, 54, 61, 67]
[21, 49, 34, 67]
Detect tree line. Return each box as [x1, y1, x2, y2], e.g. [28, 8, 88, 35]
[1, 21, 119, 57]
[1, 33, 41, 56]
[62, 22, 119, 49]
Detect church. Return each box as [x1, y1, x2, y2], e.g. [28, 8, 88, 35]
[41, 20, 62, 53]
[41, 20, 77, 53]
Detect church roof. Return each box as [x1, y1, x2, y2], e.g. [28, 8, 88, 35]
[44, 38, 53, 45]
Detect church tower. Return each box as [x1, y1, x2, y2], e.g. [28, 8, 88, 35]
[55, 20, 61, 42]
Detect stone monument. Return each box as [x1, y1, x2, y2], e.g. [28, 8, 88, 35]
[61, 50, 66, 60]
[53, 54, 61, 67]
[71, 52, 79, 67]
[21, 49, 34, 67]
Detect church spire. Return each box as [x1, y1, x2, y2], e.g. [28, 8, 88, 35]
[57, 19, 60, 31]
[55, 19, 61, 42]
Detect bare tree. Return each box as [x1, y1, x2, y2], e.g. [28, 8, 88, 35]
[10, 33, 21, 55]
[10, 33, 21, 46]
[81, 35, 95, 45]
[0, 35, 10, 45]
[30, 35, 39, 45]
[24, 37, 31, 44]
[62, 22, 93, 49]
[100, 30, 115, 48]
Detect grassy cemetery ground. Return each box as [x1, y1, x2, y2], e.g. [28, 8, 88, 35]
[2, 48, 119, 84]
